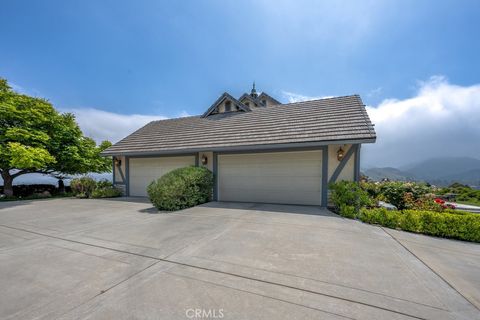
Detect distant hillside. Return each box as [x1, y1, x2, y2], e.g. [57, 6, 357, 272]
[363, 167, 414, 181]
[400, 157, 480, 181]
[365, 157, 480, 186]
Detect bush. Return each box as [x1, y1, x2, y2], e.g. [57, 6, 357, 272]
[357, 208, 480, 242]
[70, 177, 121, 199]
[358, 207, 399, 228]
[147, 166, 213, 211]
[70, 177, 96, 198]
[329, 181, 372, 214]
[339, 204, 357, 218]
[91, 187, 122, 198]
[91, 180, 122, 198]
[379, 182, 432, 210]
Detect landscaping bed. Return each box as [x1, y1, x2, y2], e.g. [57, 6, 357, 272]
[330, 181, 480, 242]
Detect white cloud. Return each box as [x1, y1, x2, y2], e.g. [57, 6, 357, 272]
[177, 110, 192, 118]
[61, 108, 167, 143]
[363, 76, 480, 168]
[282, 91, 332, 103]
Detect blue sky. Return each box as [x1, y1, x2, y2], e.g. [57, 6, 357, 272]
[1, 0, 480, 168]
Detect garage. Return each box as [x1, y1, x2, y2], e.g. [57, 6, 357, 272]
[218, 150, 323, 205]
[129, 156, 195, 196]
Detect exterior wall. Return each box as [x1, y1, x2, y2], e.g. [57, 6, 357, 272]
[113, 156, 126, 195]
[198, 151, 213, 171]
[240, 97, 259, 108]
[259, 95, 279, 107]
[328, 144, 355, 182]
[114, 142, 361, 204]
[217, 99, 240, 113]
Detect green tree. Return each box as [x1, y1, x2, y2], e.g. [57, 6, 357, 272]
[0, 78, 112, 196]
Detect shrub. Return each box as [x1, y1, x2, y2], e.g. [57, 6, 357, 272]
[329, 181, 372, 214]
[339, 204, 357, 218]
[70, 178, 121, 199]
[91, 187, 122, 198]
[147, 166, 213, 211]
[91, 180, 122, 198]
[379, 182, 432, 209]
[357, 208, 480, 242]
[358, 207, 399, 228]
[70, 177, 96, 198]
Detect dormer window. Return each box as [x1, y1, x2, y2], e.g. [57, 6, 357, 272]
[225, 100, 232, 112]
[245, 102, 250, 107]
[262, 99, 267, 106]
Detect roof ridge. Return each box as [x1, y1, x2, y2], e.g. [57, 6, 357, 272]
[282, 94, 360, 107]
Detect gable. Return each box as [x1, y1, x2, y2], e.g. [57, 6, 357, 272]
[258, 92, 281, 107]
[201, 92, 250, 118]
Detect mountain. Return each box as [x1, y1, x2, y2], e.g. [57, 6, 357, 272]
[400, 157, 480, 181]
[365, 157, 480, 186]
[363, 167, 414, 181]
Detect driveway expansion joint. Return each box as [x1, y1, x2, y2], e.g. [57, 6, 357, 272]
[381, 227, 480, 313]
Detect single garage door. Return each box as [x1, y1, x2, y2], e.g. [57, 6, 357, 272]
[218, 150, 323, 205]
[129, 156, 195, 196]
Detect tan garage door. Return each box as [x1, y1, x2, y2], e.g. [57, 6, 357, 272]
[218, 150, 322, 205]
[129, 156, 195, 196]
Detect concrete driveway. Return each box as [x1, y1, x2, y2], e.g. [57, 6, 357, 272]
[0, 198, 479, 320]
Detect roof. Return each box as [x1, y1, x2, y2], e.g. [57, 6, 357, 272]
[201, 92, 250, 117]
[102, 95, 376, 156]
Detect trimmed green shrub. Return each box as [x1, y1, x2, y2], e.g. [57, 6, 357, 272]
[357, 208, 480, 242]
[70, 176, 96, 198]
[339, 204, 357, 218]
[358, 207, 400, 229]
[147, 166, 213, 211]
[329, 181, 372, 214]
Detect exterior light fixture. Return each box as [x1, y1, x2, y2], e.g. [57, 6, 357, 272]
[337, 147, 345, 161]
[201, 155, 208, 165]
[114, 157, 122, 166]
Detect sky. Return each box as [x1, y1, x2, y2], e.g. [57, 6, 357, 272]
[1, 0, 480, 170]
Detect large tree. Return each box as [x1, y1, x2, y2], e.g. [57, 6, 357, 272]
[0, 78, 112, 196]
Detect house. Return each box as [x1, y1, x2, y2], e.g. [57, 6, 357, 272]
[102, 85, 376, 206]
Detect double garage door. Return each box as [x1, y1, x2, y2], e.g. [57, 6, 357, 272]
[218, 150, 322, 205]
[128, 150, 323, 205]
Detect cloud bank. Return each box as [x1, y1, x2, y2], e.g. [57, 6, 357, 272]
[363, 76, 480, 168]
[61, 108, 166, 143]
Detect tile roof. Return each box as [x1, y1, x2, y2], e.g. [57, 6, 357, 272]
[102, 95, 376, 156]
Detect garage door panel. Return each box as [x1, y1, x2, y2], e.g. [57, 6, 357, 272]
[220, 189, 321, 205]
[220, 176, 321, 191]
[218, 150, 322, 205]
[129, 156, 195, 197]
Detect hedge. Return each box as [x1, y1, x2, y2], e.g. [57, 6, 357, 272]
[338, 205, 480, 242]
[147, 166, 213, 211]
